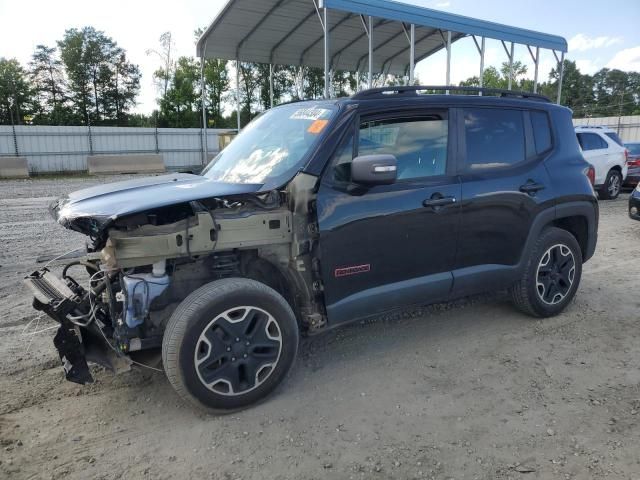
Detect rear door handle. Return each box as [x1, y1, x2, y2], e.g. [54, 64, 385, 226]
[423, 196, 456, 208]
[519, 182, 545, 195]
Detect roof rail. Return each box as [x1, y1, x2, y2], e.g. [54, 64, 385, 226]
[351, 85, 551, 102]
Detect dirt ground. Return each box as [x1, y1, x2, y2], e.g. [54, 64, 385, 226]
[0, 175, 638, 480]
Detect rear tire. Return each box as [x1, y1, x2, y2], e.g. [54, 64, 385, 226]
[599, 169, 622, 200]
[162, 278, 299, 412]
[510, 227, 582, 318]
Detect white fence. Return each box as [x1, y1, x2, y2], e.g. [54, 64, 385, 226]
[0, 125, 236, 174]
[573, 115, 640, 143]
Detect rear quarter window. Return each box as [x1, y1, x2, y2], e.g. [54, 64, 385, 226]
[605, 132, 624, 147]
[530, 111, 552, 154]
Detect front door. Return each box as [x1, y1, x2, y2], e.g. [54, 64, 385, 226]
[316, 108, 461, 325]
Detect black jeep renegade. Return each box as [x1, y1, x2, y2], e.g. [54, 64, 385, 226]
[26, 86, 599, 411]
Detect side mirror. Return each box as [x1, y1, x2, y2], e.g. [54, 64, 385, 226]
[351, 154, 397, 185]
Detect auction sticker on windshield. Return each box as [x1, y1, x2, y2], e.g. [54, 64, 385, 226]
[290, 107, 330, 121]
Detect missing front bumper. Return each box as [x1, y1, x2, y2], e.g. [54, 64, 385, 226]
[25, 268, 131, 384]
[53, 325, 93, 385]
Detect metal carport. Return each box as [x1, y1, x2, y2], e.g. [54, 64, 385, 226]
[197, 0, 568, 153]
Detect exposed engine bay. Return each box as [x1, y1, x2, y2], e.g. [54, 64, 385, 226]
[24, 173, 325, 384]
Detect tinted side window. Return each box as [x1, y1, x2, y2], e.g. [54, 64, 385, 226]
[531, 111, 552, 154]
[358, 116, 448, 180]
[464, 108, 525, 170]
[577, 133, 607, 151]
[605, 132, 624, 146]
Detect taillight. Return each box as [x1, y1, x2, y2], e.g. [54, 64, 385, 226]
[586, 165, 595, 186]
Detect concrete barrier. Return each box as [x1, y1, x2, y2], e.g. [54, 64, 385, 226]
[0, 157, 29, 178]
[87, 154, 165, 174]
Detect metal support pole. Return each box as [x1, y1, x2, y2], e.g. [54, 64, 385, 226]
[11, 124, 18, 156]
[236, 59, 241, 131]
[508, 42, 514, 90]
[446, 30, 451, 92]
[269, 64, 274, 108]
[200, 56, 208, 164]
[154, 125, 159, 154]
[479, 37, 485, 93]
[533, 46, 539, 93]
[368, 16, 373, 88]
[409, 24, 415, 85]
[556, 51, 565, 104]
[87, 122, 93, 155]
[323, 8, 330, 98]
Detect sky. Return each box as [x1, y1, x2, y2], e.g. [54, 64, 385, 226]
[1, 0, 639, 114]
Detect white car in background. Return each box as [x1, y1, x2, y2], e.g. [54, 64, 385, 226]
[575, 126, 628, 200]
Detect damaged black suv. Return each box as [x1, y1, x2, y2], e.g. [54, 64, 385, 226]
[26, 86, 598, 411]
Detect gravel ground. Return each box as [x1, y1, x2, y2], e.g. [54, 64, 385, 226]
[0, 175, 638, 480]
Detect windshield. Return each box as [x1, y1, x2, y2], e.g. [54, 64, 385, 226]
[202, 104, 336, 188]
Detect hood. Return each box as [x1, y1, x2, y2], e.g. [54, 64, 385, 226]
[51, 173, 263, 235]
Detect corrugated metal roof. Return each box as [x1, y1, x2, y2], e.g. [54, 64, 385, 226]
[324, 0, 567, 52]
[197, 0, 567, 75]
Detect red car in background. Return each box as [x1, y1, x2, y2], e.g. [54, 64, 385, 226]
[624, 142, 640, 188]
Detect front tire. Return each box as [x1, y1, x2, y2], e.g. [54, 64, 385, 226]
[510, 227, 583, 318]
[162, 278, 299, 412]
[599, 169, 622, 200]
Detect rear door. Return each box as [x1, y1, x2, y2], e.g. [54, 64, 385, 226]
[452, 106, 554, 296]
[316, 107, 461, 324]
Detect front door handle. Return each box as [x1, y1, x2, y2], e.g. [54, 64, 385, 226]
[519, 181, 545, 195]
[423, 196, 456, 208]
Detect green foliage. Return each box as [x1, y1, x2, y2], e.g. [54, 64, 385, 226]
[0, 58, 35, 125]
[158, 56, 201, 127]
[29, 45, 74, 125]
[4, 23, 640, 129]
[57, 27, 140, 125]
[459, 60, 640, 118]
[460, 62, 527, 90]
[205, 59, 230, 126]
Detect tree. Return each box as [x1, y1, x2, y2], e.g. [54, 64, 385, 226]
[29, 45, 71, 124]
[58, 27, 140, 125]
[204, 58, 230, 126]
[591, 68, 640, 117]
[256, 63, 292, 110]
[303, 67, 325, 99]
[500, 61, 528, 88]
[238, 62, 261, 121]
[148, 32, 175, 100]
[459, 63, 527, 90]
[158, 56, 200, 127]
[544, 60, 595, 112]
[0, 58, 35, 125]
[459, 65, 503, 89]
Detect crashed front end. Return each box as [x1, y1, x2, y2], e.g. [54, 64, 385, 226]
[25, 174, 295, 385]
[24, 103, 336, 386]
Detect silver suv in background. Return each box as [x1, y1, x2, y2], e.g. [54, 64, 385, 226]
[575, 126, 628, 200]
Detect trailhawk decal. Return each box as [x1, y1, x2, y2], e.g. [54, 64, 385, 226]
[334, 264, 371, 278]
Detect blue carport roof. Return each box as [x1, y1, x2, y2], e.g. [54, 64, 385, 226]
[197, 0, 567, 75]
[323, 0, 567, 52]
